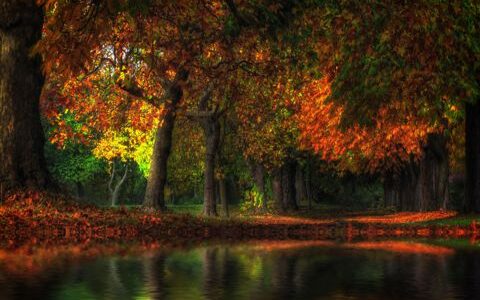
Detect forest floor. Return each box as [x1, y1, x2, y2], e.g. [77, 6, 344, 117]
[1, 191, 479, 245]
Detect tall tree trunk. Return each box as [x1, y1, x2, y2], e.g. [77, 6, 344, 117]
[219, 176, 228, 217]
[388, 133, 449, 212]
[143, 85, 182, 210]
[110, 164, 128, 207]
[383, 173, 399, 209]
[0, 1, 51, 192]
[272, 168, 284, 212]
[417, 133, 449, 211]
[305, 163, 313, 210]
[295, 166, 306, 205]
[253, 163, 267, 211]
[75, 181, 85, 200]
[202, 117, 220, 217]
[247, 160, 267, 210]
[215, 179, 221, 205]
[397, 162, 418, 211]
[465, 100, 480, 213]
[282, 160, 298, 211]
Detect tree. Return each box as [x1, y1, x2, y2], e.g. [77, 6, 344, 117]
[43, 65, 158, 205]
[311, 0, 480, 211]
[45, 142, 104, 199]
[40, 0, 242, 211]
[236, 73, 300, 212]
[297, 77, 451, 211]
[0, 0, 51, 193]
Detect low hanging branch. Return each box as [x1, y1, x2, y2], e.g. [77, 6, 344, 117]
[117, 64, 190, 108]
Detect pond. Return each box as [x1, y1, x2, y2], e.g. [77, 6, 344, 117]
[0, 239, 479, 300]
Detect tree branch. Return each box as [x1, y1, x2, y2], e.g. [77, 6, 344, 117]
[108, 162, 116, 194]
[185, 111, 216, 119]
[224, 0, 247, 26]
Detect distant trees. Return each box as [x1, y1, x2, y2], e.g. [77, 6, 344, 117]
[292, 0, 480, 212]
[2, 0, 480, 214]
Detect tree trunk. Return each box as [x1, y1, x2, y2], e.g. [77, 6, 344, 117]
[111, 165, 128, 207]
[202, 117, 220, 217]
[383, 173, 399, 209]
[397, 162, 418, 211]
[295, 166, 306, 206]
[305, 163, 313, 210]
[75, 181, 85, 200]
[387, 133, 449, 212]
[0, 1, 51, 192]
[254, 163, 267, 211]
[282, 160, 298, 211]
[215, 180, 221, 205]
[417, 133, 449, 211]
[272, 168, 284, 212]
[143, 85, 182, 210]
[219, 177, 228, 217]
[465, 100, 480, 213]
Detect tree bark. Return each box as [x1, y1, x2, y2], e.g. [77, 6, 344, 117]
[397, 162, 418, 211]
[75, 181, 85, 200]
[465, 100, 480, 213]
[386, 133, 449, 212]
[0, 1, 51, 192]
[282, 160, 298, 211]
[253, 163, 267, 211]
[383, 173, 399, 209]
[110, 164, 128, 207]
[305, 163, 313, 210]
[202, 117, 220, 216]
[272, 168, 284, 212]
[417, 133, 449, 211]
[295, 166, 306, 205]
[219, 177, 228, 217]
[143, 84, 183, 210]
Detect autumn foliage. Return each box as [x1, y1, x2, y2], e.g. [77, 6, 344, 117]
[297, 77, 436, 174]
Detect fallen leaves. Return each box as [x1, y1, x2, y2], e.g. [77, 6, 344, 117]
[0, 191, 476, 246]
[346, 211, 458, 224]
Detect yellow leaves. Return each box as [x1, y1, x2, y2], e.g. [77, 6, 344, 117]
[92, 131, 128, 161]
[92, 127, 154, 162]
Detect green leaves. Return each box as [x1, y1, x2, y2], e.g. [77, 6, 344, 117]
[46, 143, 105, 185]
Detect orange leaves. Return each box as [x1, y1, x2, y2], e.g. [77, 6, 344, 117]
[346, 211, 458, 224]
[296, 77, 435, 174]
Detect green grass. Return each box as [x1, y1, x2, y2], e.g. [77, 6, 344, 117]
[167, 204, 203, 215]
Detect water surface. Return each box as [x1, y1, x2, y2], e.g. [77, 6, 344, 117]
[1, 239, 479, 300]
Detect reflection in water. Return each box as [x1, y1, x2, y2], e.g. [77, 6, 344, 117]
[0, 240, 479, 300]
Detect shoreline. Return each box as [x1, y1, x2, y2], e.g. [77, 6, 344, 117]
[1, 192, 478, 245]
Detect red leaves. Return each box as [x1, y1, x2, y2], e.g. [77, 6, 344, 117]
[296, 77, 435, 174]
